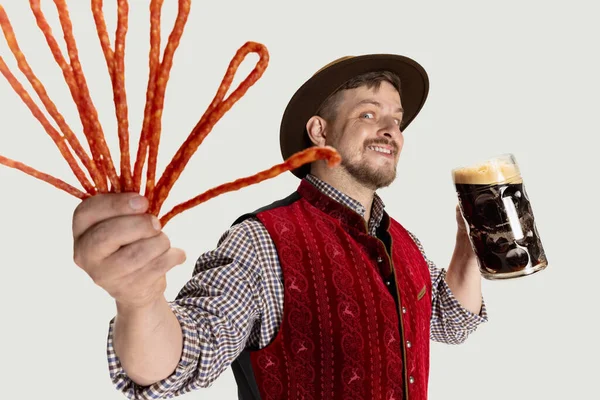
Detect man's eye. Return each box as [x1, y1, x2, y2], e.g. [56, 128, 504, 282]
[361, 113, 374, 119]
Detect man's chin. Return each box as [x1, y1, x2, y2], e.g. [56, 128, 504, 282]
[353, 170, 396, 190]
[373, 175, 396, 189]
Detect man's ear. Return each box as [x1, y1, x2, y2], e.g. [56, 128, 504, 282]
[306, 115, 329, 147]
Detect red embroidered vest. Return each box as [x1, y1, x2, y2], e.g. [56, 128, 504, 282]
[232, 180, 432, 400]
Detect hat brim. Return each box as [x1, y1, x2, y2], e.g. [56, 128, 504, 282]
[279, 53, 430, 178]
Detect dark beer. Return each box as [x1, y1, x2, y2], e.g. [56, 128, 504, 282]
[453, 155, 547, 279]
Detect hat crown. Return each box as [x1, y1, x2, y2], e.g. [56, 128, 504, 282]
[314, 56, 355, 76]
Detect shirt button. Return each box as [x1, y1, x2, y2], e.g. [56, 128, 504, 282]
[409, 376, 415, 384]
[406, 340, 412, 348]
[402, 307, 407, 314]
[386, 280, 391, 286]
[377, 256, 383, 263]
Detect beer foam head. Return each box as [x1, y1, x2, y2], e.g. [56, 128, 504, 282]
[452, 160, 522, 185]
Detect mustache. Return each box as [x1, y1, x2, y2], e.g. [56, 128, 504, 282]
[364, 139, 399, 152]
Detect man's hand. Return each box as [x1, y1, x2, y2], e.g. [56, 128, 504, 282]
[445, 204, 483, 315]
[453, 203, 477, 261]
[455, 204, 475, 255]
[72, 192, 186, 309]
[455, 203, 468, 233]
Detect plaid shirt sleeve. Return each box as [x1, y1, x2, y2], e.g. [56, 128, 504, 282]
[105, 218, 283, 399]
[408, 231, 489, 345]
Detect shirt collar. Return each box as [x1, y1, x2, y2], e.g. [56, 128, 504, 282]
[304, 174, 386, 232]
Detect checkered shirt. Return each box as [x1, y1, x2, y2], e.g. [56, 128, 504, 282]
[106, 174, 488, 399]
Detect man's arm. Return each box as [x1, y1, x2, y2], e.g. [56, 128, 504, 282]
[107, 218, 283, 399]
[444, 224, 483, 315]
[112, 296, 184, 387]
[408, 208, 488, 345]
[428, 267, 488, 345]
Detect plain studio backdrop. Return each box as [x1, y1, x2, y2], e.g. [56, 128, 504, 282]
[0, 0, 597, 399]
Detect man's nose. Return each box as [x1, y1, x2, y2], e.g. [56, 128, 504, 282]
[378, 116, 402, 138]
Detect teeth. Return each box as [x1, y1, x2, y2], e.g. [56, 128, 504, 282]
[368, 146, 392, 155]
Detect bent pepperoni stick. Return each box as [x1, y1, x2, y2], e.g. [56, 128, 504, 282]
[132, 0, 164, 193]
[187, 42, 265, 142]
[204, 42, 268, 120]
[0, 6, 96, 194]
[144, 0, 191, 199]
[149, 41, 268, 215]
[53, 0, 120, 191]
[91, 0, 133, 190]
[0, 56, 95, 194]
[158, 147, 341, 226]
[193, 42, 269, 148]
[28, 0, 106, 191]
[0, 155, 87, 199]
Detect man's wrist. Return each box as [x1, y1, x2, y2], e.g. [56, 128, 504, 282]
[115, 295, 168, 321]
[455, 231, 477, 260]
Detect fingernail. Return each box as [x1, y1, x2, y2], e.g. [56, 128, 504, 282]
[152, 216, 162, 230]
[129, 196, 147, 210]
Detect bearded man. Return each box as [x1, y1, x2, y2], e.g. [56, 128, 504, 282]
[72, 53, 488, 400]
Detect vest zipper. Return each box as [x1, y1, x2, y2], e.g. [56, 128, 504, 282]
[379, 235, 410, 400]
[363, 219, 410, 400]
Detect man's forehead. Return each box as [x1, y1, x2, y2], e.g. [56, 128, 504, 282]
[343, 85, 403, 110]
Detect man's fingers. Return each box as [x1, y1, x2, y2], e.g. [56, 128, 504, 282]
[147, 248, 187, 277]
[72, 192, 149, 239]
[96, 232, 172, 284]
[74, 213, 161, 267]
[111, 248, 187, 302]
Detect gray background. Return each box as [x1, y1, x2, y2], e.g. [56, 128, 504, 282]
[0, 0, 597, 398]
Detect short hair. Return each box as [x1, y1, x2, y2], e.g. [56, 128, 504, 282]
[315, 70, 402, 123]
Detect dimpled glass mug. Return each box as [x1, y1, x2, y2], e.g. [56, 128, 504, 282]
[452, 154, 548, 280]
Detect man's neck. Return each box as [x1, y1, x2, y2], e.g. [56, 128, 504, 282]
[310, 170, 376, 223]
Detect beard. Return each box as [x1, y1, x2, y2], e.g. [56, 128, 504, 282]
[326, 130, 400, 190]
[339, 138, 399, 190]
[341, 157, 397, 190]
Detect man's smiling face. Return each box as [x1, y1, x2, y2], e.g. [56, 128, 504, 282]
[325, 80, 404, 190]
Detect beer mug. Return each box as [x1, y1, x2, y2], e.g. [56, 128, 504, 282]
[452, 154, 548, 280]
